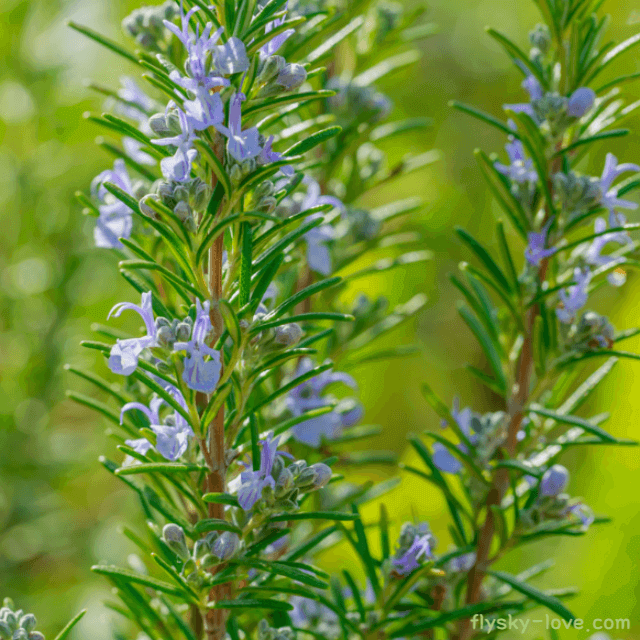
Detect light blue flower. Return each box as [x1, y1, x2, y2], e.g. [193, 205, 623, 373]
[495, 139, 538, 185]
[152, 108, 197, 182]
[173, 299, 221, 393]
[525, 218, 556, 266]
[218, 92, 262, 162]
[392, 523, 434, 576]
[432, 398, 477, 474]
[120, 385, 193, 461]
[539, 464, 569, 497]
[597, 153, 640, 227]
[259, 1, 295, 57]
[567, 87, 596, 117]
[259, 135, 294, 176]
[108, 292, 158, 376]
[557, 268, 590, 324]
[299, 177, 344, 275]
[503, 75, 543, 118]
[91, 159, 135, 248]
[286, 358, 360, 446]
[585, 217, 629, 286]
[237, 432, 290, 511]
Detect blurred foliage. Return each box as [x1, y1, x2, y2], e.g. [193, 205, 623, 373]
[0, 0, 638, 638]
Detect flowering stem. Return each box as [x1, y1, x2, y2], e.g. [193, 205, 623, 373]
[203, 138, 230, 640]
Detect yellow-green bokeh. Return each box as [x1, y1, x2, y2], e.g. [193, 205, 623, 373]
[0, 0, 638, 639]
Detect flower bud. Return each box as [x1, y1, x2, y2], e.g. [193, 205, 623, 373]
[162, 523, 190, 561]
[567, 87, 595, 118]
[193, 539, 210, 561]
[529, 24, 551, 55]
[241, 159, 256, 177]
[190, 179, 211, 211]
[254, 180, 275, 200]
[182, 557, 197, 576]
[258, 55, 286, 84]
[274, 323, 303, 346]
[275, 467, 295, 498]
[277, 64, 307, 90]
[308, 463, 332, 490]
[156, 325, 176, 349]
[294, 466, 317, 489]
[258, 196, 278, 214]
[212, 532, 240, 560]
[199, 553, 218, 569]
[156, 181, 174, 201]
[148, 113, 171, 136]
[230, 164, 243, 186]
[175, 321, 192, 342]
[0, 622, 12, 639]
[19, 616, 36, 633]
[13, 630, 28, 640]
[28, 634, 45, 640]
[540, 464, 570, 497]
[140, 193, 161, 218]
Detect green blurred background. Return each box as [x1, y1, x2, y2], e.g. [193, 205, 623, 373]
[0, 0, 638, 638]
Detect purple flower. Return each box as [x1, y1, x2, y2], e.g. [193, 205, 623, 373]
[123, 137, 155, 165]
[237, 432, 287, 511]
[184, 89, 224, 131]
[539, 464, 570, 497]
[299, 177, 344, 275]
[566, 502, 594, 529]
[122, 437, 154, 466]
[91, 159, 135, 248]
[217, 92, 262, 162]
[432, 398, 477, 474]
[447, 551, 476, 573]
[152, 108, 197, 182]
[259, 2, 295, 57]
[392, 523, 434, 576]
[597, 153, 640, 227]
[108, 292, 158, 376]
[503, 75, 543, 118]
[525, 219, 556, 265]
[258, 135, 294, 176]
[120, 386, 193, 461]
[585, 218, 629, 286]
[557, 268, 590, 324]
[286, 358, 359, 446]
[495, 139, 538, 185]
[173, 299, 222, 393]
[567, 87, 596, 117]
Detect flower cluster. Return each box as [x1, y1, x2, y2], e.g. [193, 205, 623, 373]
[107, 292, 221, 394]
[391, 522, 435, 576]
[0, 601, 44, 640]
[234, 431, 332, 512]
[286, 359, 362, 446]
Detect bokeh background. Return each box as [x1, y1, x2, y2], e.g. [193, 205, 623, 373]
[0, 0, 638, 638]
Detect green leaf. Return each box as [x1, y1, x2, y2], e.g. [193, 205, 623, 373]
[238, 559, 328, 589]
[243, 90, 335, 117]
[450, 101, 516, 137]
[556, 129, 629, 155]
[353, 50, 421, 87]
[239, 221, 253, 306]
[305, 16, 365, 62]
[91, 565, 187, 597]
[420, 382, 473, 450]
[587, 32, 640, 83]
[349, 503, 381, 597]
[52, 610, 87, 640]
[488, 570, 576, 622]
[193, 519, 243, 534]
[456, 228, 513, 294]
[285, 126, 342, 156]
[202, 492, 239, 507]
[528, 406, 618, 443]
[115, 462, 206, 476]
[219, 299, 242, 346]
[486, 27, 546, 86]
[269, 511, 360, 522]
[458, 304, 507, 394]
[193, 138, 232, 195]
[66, 391, 121, 426]
[370, 118, 432, 141]
[208, 598, 293, 611]
[252, 312, 354, 332]
[68, 21, 140, 65]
